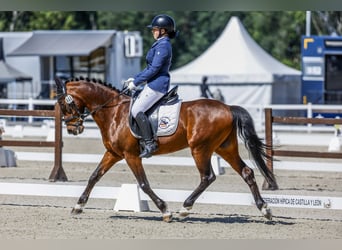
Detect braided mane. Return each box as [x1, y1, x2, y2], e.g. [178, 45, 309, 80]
[65, 76, 119, 92]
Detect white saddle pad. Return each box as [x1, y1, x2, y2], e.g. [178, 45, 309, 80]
[155, 101, 182, 137]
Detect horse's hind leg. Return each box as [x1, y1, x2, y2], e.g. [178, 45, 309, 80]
[71, 151, 121, 214]
[240, 161, 272, 220]
[216, 145, 272, 220]
[179, 149, 216, 217]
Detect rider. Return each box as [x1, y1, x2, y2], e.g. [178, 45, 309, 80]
[125, 14, 178, 158]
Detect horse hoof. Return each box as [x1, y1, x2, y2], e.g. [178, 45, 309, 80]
[71, 208, 83, 215]
[71, 204, 84, 215]
[261, 204, 272, 220]
[162, 211, 173, 223]
[178, 206, 192, 218]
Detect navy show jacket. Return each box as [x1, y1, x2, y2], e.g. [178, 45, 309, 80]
[133, 37, 172, 94]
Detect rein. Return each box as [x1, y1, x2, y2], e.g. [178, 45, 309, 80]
[83, 92, 129, 118]
[62, 88, 130, 124]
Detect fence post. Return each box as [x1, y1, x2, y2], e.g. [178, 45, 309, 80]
[307, 102, 312, 132]
[28, 98, 33, 124]
[262, 108, 278, 190]
[48, 103, 67, 182]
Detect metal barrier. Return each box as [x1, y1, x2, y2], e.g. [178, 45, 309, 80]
[263, 108, 342, 189]
[0, 103, 66, 181]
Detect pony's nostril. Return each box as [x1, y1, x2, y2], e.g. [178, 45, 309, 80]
[79, 126, 85, 134]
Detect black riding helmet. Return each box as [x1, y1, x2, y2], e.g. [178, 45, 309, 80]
[147, 14, 178, 39]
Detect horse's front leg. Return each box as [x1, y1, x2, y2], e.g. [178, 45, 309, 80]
[71, 151, 121, 214]
[125, 156, 172, 222]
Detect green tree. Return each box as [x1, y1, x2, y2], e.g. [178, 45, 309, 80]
[0, 11, 98, 31]
[311, 11, 342, 35]
[1, 11, 341, 71]
[243, 12, 306, 69]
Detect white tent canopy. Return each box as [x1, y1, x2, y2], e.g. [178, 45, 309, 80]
[170, 16, 301, 106]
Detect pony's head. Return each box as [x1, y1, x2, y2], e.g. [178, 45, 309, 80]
[55, 77, 85, 135]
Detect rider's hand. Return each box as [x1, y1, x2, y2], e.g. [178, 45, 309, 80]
[125, 78, 136, 90]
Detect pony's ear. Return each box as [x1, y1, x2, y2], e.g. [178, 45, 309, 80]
[55, 77, 66, 95]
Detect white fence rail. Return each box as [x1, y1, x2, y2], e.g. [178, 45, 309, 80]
[1, 98, 341, 133]
[0, 98, 56, 110]
[14, 151, 342, 173]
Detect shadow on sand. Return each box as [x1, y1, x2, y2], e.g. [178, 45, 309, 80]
[109, 212, 295, 225]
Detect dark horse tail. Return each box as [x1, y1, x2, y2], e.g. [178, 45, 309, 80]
[230, 105, 278, 189]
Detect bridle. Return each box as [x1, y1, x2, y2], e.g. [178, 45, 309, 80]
[58, 88, 130, 128]
[61, 94, 88, 126]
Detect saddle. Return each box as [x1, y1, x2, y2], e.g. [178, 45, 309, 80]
[129, 86, 181, 138]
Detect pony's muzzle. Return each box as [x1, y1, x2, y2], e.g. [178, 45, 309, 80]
[67, 125, 84, 135]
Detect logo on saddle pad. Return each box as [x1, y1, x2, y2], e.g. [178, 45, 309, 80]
[159, 116, 171, 129]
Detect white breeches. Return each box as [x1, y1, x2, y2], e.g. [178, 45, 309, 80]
[131, 85, 164, 118]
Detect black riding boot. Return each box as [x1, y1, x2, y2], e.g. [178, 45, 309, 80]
[135, 112, 158, 158]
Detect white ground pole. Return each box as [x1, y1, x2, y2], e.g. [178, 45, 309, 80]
[0, 182, 341, 212]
